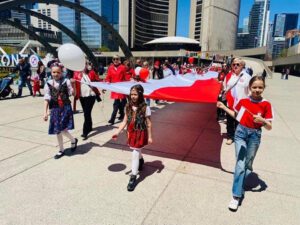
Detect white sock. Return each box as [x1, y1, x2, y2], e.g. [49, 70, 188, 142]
[61, 130, 75, 143]
[131, 149, 140, 176]
[56, 133, 64, 152]
[139, 149, 143, 159]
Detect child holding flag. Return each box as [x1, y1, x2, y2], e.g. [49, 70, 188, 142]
[217, 76, 273, 211]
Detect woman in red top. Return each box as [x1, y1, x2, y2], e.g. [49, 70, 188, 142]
[123, 59, 135, 81]
[105, 55, 127, 124]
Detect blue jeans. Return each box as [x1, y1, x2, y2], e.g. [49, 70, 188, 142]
[18, 76, 32, 96]
[232, 124, 261, 197]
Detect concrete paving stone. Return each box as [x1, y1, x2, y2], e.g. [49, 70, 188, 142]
[0, 136, 40, 161]
[0, 145, 54, 182]
[0, 153, 174, 225]
[0, 126, 70, 147]
[143, 173, 299, 225]
[0, 72, 299, 225]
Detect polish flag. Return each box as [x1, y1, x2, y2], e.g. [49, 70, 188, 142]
[87, 71, 221, 103]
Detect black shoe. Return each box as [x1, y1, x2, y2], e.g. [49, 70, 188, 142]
[108, 119, 114, 125]
[138, 158, 144, 171]
[54, 151, 64, 159]
[71, 138, 78, 152]
[127, 175, 137, 192]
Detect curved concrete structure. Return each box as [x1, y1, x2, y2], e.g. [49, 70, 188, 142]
[134, 0, 177, 49]
[12, 7, 98, 67]
[0, 0, 133, 58]
[193, 0, 240, 51]
[0, 19, 57, 56]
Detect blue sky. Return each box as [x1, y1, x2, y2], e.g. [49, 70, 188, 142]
[176, 0, 300, 37]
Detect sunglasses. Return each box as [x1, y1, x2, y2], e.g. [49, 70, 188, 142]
[113, 58, 120, 61]
[232, 63, 240, 67]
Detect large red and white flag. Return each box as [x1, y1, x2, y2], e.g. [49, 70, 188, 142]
[87, 71, 221, 103]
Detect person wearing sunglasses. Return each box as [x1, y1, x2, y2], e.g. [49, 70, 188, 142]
[105, 55, 127, 125]
[222, 58, 251, 145]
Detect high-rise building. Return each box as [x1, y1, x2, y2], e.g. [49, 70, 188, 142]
[132, 0, 177, 50]
[272, 13, 299, 58]
[273, 13, 299, 37]
[0, 4, 35, 45]
[248, 0, 270, 48]
[31, 3, 58, 31]
[189, 0, 240, 51]
[243, 17, 249, 33]
[58, 0, 81, 44]
[58, 0, 118, 50]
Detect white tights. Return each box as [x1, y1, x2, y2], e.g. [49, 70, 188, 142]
[56, 130, 75, 152]
[131, 148, 143, 176]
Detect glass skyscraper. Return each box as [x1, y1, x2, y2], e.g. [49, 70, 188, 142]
[58, 0, 81, 44]
[248, 0, 270, 48]
[58, 0, 119, 50]
[273, 13, 299, 37]
[272, 13, 299, 58]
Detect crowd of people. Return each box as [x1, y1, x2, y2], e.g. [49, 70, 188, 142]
[10, 54, 274, 212]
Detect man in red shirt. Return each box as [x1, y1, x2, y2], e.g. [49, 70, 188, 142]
[105, 55, 127, 125]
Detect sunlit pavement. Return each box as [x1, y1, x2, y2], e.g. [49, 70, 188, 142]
[0, 73, 299, 225]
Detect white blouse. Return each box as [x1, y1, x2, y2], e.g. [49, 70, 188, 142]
[44, 79, 73, 101]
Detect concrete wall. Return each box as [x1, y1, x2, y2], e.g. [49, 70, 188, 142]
[168, 0, 178, 36]
[287, 43, 300, 57]
[201, 0, 240, 51]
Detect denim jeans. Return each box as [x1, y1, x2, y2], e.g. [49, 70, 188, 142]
[232, 124, 262, 198]
[18, 76, 33, 96]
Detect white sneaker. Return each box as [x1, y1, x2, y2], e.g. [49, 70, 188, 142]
[228, 198, 239, 211]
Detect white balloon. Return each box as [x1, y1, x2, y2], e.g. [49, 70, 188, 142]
[58, 43, 86, 71]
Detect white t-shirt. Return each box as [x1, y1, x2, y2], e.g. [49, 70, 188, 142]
[80, 73, 96, 97]
[226, 71, 251, 106]
[132, 105, 151, 117]
[134, 66, 142, 76]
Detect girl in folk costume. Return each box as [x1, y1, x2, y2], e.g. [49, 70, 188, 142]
[112, 84, 153, 192]
[217, 76, 274, 211]
[43, 64, 78, 159]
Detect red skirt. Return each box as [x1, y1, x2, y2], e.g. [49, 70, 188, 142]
[127, 120, 148, 148]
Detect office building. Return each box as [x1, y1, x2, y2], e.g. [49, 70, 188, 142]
[248, 0, 270, 48]
[190, 0, 240, 51]
[31, 3, 59, 31]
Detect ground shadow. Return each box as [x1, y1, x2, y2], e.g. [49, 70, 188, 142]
[84, 123, 116, 139]
[244, 172, 268, 192]
[108, 163, 127, 172]
[239, 172, 268, 207]
[64, 141, 101, 156]
[135, 160, 165, 187]
[103, 102, 226, 171]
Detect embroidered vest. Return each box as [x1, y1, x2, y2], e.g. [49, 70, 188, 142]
[48, 80, 71, 109]
[127, 106, 147, 130]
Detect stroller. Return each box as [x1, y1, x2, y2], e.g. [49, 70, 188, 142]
[0, 74, 17, 99]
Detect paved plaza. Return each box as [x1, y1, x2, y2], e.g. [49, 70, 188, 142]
[0, 73, 299, 225]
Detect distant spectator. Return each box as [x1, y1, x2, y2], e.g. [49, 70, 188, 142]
[13, 58, 33, 97]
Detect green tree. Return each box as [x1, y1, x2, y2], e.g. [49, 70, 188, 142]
[279, 48, 288, 58]
[99, 46, 110, 52]
[1, 46, 17, 54]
